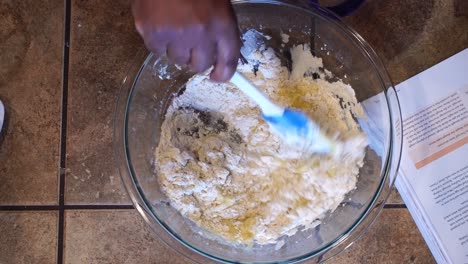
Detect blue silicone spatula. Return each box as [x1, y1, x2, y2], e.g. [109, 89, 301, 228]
[230, 71, 334, 154]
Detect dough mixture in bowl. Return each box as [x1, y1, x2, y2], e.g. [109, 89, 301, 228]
[155, 43, 368, 245]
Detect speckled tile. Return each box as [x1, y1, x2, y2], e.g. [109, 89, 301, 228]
[0, 0, 62, 205]
[64, 210, 191, 264]
[386, 187, 404, 205]
[0, 211, 57, 264]
[66, 0, 145, 204]
[344, 0, 468, 84]
[329, 209, 435, 264]
[63, 209, 432, 264]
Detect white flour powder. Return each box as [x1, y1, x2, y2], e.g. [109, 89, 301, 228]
[155, 43, 367, 245]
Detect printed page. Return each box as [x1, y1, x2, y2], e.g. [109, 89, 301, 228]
[361, 48, 468, 264]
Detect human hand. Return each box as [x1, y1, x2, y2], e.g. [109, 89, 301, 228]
[132, 0, 241, 82]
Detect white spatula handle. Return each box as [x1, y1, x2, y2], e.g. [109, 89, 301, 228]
[230, 72, 284, 116]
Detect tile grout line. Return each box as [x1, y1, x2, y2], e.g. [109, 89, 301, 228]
[0, 204, 135, 211]
[57, 0, 71, 263]
[0, 205, 60, 211]
[64, 204, 135, 210]
[384, 204, 407, 209]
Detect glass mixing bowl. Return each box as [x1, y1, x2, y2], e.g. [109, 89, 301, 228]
[114, 0, 403, 263]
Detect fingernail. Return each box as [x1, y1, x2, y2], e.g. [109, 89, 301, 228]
[210, 69, 221, 82]
[221, 66, 236, 82]
[135, 21, 144, 36]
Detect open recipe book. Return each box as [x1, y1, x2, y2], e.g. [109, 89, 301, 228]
[361, 48, 468, 264]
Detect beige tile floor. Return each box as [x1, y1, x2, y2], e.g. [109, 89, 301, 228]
[0, 0, 63, 205]
[0, 212, 58, 263]
[65, 0, 143, 205]
[1, 0, 467, 263]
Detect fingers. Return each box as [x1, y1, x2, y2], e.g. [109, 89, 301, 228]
[144, 30, 190, 65]
[132, 0, 240, 82]
[189, 43, 215, 73]
[142, 28, 240, 82]
[167, 43, 191, 65]
[210, 29, 241, 82]
[143, 31, 168, 55]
